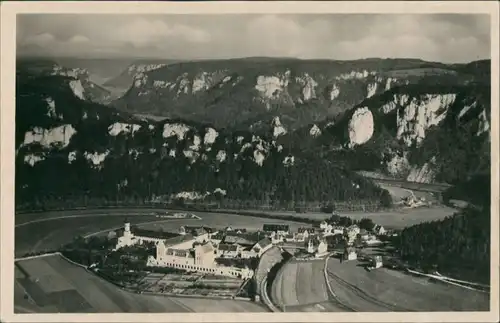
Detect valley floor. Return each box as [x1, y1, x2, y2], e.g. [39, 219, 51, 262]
[222, 206, 457, 229]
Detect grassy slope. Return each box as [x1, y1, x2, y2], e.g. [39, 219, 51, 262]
[15, 254, 267, 313]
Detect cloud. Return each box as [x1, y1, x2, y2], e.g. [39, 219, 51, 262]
[68, 35, 90, 44]
[105, 18, 211, 48]
[22, 33, 56, 47]
[16, 14, 490, 63]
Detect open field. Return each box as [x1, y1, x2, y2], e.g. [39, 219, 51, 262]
[15, 208, 310, 257]
[138, 211, 310, 232]
[326, 257, 489, 311]
[225, 206, 456, 229]
[14, 254, 267, 313]
[270, 259, 346, 312]
[15, 214, 188, 257]
[15, 206, 459, 258]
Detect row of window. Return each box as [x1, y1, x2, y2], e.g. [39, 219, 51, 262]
[164, 262, 241, 277]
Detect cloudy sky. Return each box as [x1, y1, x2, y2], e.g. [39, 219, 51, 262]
[17, 14, 490, 63]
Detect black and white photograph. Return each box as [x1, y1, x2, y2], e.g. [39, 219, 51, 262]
[1, 1, 499, 322]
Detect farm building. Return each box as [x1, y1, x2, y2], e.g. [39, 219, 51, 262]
[343, 247, 358, 261]
[262, 224, 290, 235]
[224, 226, 247, 234]
[217, 243, 240, 258]
[284, 233, 296, 242]
[373, 224, 386, 235]
[252, 238, 273, 257]
[298, 227, 316, 240]
[305, 236, 328, 257]
[223, 232, 262, 247]
[268, 231, 285, 244]
[372, 255, 383, 269]
[179, 225, 215, 238]
[210, 232, 225, 245]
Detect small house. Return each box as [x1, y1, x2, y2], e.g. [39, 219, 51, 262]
[252, 238, 273, 256]
[306, 236, 328, 256]
[319, 221, 329, 230]
[270, 231, 284, 244]
[373, 224, 386, 235]
[217, 243, 240, 258]
[210, 232, 225, 245]
[332, 226, 344, 235]
[284, 233, 296, 242]
[373, 255, 383, 269]
[343, 247, 357, 261]
[298, 227, 316, 240]
[263, 224, 290, 235]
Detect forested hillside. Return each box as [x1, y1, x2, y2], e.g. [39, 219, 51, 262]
[15, 71, 389, 210]
[397, 206, 490, 284]
[15, 57, 491, 212]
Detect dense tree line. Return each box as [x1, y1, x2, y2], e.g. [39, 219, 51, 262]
[396, 206, 490, 283]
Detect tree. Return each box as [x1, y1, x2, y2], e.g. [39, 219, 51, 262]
[380, 190, 393, 208]
[359, 218, 375, 231]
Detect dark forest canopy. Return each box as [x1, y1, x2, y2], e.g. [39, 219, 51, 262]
[397, 206, 490, 284]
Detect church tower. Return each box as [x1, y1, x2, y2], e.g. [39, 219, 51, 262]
[124, 219, 132, 238]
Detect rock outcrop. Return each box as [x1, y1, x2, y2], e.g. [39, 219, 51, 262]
[348, 107, 374, 147]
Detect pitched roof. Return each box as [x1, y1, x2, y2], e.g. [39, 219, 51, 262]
[194, 228, 207, 236]
[263, 224, 290, 232]
[224, 233, 260, 246]
[164, 234, 194, 247]
[131, 227, 180, 240]
[345, 246, 357, 253]
[197, 242, 214, 254]
[255, 238, 272, 249]
[211, 232, 225, 240]
[218, 243, 238, 252]
[183, 226, 215, 236]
